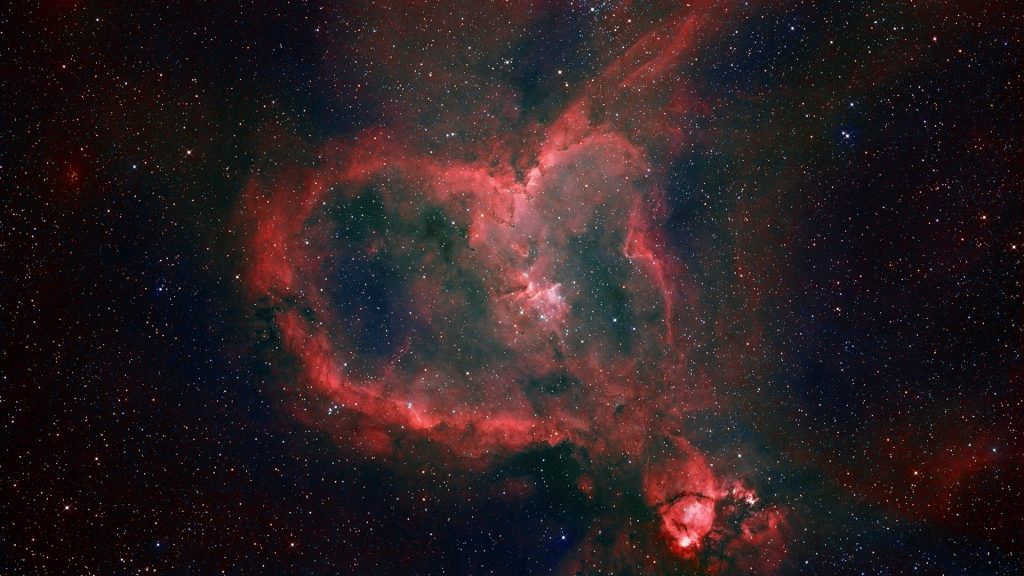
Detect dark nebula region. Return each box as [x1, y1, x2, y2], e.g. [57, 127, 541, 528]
[4, 1, 1024, 575]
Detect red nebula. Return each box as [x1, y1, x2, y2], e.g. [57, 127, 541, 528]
[238, 2, 786, 571]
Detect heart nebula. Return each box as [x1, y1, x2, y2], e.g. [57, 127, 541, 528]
[241, 5, 787, 572]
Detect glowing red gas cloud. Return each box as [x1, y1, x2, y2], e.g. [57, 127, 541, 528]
[239, 2, 786, 572]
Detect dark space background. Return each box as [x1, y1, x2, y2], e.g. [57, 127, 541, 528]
[2, 1, 1022, 574]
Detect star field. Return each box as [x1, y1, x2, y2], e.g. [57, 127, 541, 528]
[3, 1, 1023, 575]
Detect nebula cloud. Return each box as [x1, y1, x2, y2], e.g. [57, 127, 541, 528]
[240, 3, 787, 571]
